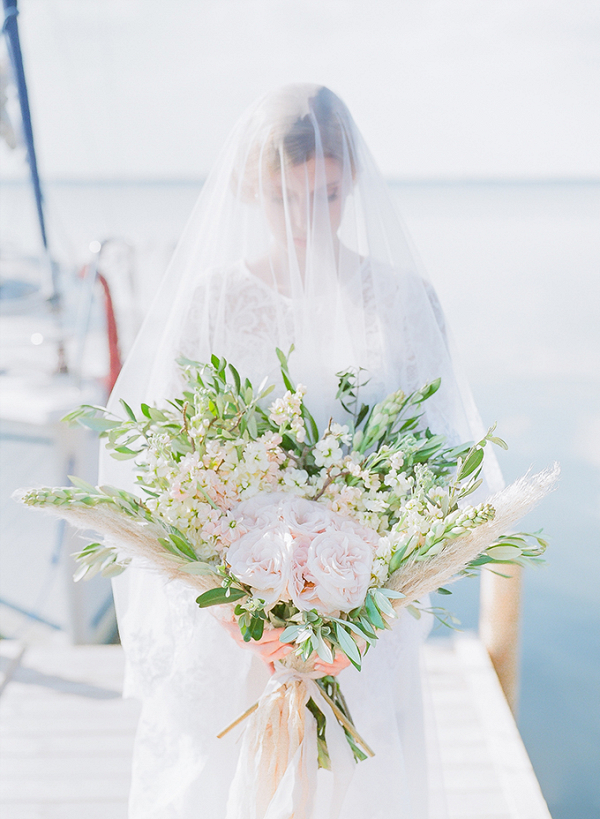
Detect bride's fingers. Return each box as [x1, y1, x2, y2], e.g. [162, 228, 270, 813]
[224, 624, 284, 648]
[256, 629, 286, 644]
[223, 623, 294, 665]
[313, 652, 352, 677]
[242, 635, 293, 663]
[254, 642, 293, 661]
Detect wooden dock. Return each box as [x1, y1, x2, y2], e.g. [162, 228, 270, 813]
[0, 635, 552, 819]
[423, 636, 552, 819]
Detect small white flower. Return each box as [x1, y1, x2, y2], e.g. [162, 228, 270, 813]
[375, 536, 393, 561]
[389, 452, 405, 470]
[363, 494, 389, 514]
[344, 455, 363, 478]
[290, 415, 306, 443]
[329, 423, 352, 446]
[314, 436, 343, 468]
[269, 386, 306, 428]
[282, 469, 309, 495]
[362, 472, 381, 491]
[385, 470, 413, 496]
[370, 559, 389, 586]
[242, 441, 270, 472]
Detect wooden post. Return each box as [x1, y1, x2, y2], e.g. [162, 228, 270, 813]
[479, 564, 522, 715]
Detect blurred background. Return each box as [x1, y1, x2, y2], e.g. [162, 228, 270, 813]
[0, 2, 598, 816]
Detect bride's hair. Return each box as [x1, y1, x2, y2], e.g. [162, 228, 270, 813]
[278, 86, 358, 172]
[235, 84, 358, 200]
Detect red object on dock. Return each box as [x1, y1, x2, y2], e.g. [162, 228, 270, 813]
[96, 271, 122, 393]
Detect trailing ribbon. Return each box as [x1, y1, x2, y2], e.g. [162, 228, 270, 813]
[224, 667, 356, 819]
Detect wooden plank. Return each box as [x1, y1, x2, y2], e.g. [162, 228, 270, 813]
[0, 639, 25, 694]
[454, 636, 553, 819]
[0, 642, 138, 813]
[423, 634, 553, 819]
[0, 637, 551, 818]
[1, 804, 128, 819]
[3, 733, 135, 756]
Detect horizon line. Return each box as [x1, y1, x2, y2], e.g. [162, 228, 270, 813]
[1, 176, 599, 187]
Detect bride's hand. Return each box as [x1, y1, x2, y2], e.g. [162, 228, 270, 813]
[222, 619, 354, 676]
[313, 634, 365, 677]
[313, 652, 352, 677]
[222, 621, 293, 666]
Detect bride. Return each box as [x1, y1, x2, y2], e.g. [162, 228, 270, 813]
[102, 84, 501, 818]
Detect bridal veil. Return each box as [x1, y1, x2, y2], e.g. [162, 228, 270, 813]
[101, 84, 501, 818]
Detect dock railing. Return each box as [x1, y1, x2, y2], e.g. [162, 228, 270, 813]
[480, 565, 523, 715]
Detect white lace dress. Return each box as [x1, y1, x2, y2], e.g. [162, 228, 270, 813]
[113, 262, 446, 819]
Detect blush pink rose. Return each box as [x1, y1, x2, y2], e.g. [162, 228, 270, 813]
[285, 497, 337, 537]
[233, 492, 287, 529]
[228, 492, 378, 613]
[289, 533, 320, 611]
[303, 527, 374, 614]
[226, 525, 291, 605]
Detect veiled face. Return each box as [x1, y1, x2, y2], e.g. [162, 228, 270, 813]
[262, 157, 346, 256]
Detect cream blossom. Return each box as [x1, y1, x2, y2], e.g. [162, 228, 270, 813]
[290, 415, 306, 443]
[384, 469, 413, 495]
[343, 453, 363, 477]
[389, 451, 405, 470]
[375, 535, 393, 561]
[202, 513, 247, 554]
[269, 385, 306, 427]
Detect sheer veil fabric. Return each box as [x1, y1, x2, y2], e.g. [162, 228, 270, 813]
[102, 84, 502, 818]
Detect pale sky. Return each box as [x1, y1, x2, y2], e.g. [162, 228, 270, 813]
[1, 0, 599, 180]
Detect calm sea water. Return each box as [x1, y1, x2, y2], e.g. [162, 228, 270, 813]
[1, 179, 599, 817]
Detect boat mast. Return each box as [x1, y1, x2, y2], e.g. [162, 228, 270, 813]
[2, 0, 67, 372]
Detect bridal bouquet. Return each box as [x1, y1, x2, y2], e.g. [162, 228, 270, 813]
[17, 349, 556, 816]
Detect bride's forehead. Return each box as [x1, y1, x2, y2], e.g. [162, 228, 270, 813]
[264, 157, 344, 192]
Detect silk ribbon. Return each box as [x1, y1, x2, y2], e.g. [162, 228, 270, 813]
[225, 666, 355, 819]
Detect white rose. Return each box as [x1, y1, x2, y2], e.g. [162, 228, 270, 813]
[303, 526, 374, 614]
[227, 525, 292, 605]
[289, 534, 320, 610]
[228, 493, 376, 612]
[232, 491, 285, 528]
[285, 496, 337, 536]
[337, 517, 381, 549]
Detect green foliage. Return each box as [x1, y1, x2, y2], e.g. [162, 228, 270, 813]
[315, 676, 367, 763]
[20, 482, 220, 581]
[71, 541, 130, 581]
[306, 697, 332, 769]
[196, 587, 248, 608]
